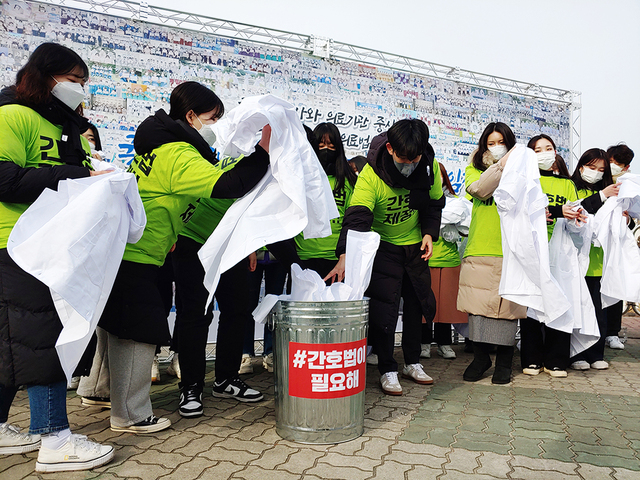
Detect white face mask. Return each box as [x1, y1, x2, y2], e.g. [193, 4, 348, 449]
[488, 145, 507, 160]
[580, 166, 604, 184]
[194, 116, 217, 147]
[536, 151, 556, 171]
[51, 78, 85, 110]
[394, 160, 418, 177]
[610, 162, 625, 177]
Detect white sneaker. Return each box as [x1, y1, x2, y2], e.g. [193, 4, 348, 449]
[366, 353, 379, 365]
[523, 364, 542, 376]
[420, 344, 431, 358]
[380, 372, 402, 396]
[402, 363, 434, 385]
[238, 354, 253, 374]
[605, 336, 625, 350]
[570, 360, 591, 370]
[0, 424, 41, 454]
[35, 434, 114, 472]
[437, 345, 456, 359]
[544, 367, 568, 378]
[151, 355, 161, 383]
[262, 353, 273, 373]
[590, 360, 609, 370]
[166, 353, 181, 378]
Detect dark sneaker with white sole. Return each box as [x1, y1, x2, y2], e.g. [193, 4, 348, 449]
[212, 376, 264, 402]
[110, 415, 171, 434]
[179, 384, 204, 417]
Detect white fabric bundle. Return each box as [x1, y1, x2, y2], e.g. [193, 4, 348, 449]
[592, 173, 640, 307]
[439, 195, 472, 242]
[494, 144, 571, 322]
[531, 218, 599, 356]
[252, 230, 380, 323]
[199, 95, 339, 309]
[7, 172, 146, 381]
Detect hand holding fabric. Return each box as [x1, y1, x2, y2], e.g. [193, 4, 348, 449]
[323, 253, 346, 284]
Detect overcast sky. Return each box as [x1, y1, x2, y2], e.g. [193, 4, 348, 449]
[151, 0, 640, 171]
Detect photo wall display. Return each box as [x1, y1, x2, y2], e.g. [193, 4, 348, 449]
[0, 0, 572, 194]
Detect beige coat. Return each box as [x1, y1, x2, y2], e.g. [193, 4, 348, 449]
[457, 256, 526, 320]
[457, 149, 526, 320]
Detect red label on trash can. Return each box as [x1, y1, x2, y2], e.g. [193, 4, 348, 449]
[288, 339, 367, 399]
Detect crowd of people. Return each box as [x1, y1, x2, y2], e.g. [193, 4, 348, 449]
[0, 42, 635, 475]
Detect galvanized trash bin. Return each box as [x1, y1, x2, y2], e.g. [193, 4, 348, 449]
[271, 299, 369, 444]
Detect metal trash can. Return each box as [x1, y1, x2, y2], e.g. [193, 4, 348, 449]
[271, 299, 369, 444]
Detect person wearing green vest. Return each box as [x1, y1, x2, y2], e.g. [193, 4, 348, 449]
[97, 82, 270, 432]
[296, 122, 357, 279]
[333, 119, 445, 396]
[520, 134, 586, 378]
[457, 122, 526, 385]
[0, 42, 114, 472]
[420, 162, 467, 360]
[172, 153, 267, 418]
[568, 148, 619, 371]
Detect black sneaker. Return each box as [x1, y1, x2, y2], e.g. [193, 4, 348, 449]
[179, 383, 204, 417]
[110, 415, 171, 433]
[212, 376, 264, 403]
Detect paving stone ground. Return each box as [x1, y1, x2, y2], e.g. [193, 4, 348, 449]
[2, 314, 639, 479]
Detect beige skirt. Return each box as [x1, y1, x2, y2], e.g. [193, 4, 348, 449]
[456, 256, 526, 320]
[430, 265, 467, 324]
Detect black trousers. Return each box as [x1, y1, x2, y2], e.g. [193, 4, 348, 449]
[520, 317, 571, 370]
[571, 276, 606, 364]
[172, 236, 249, 386]
[421, 322, 452, 346]
[605, 301, 623, 337]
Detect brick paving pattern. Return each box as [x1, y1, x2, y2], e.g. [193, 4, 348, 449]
[2, 314, 639, 479]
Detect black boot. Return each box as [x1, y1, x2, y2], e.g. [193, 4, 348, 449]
[492, 345, 514, 384]
[463, 342, 492, 382]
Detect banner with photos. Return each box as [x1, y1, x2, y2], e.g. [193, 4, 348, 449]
[0, 0, 571, 194]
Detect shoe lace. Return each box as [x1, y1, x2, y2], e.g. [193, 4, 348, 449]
[229, 376, 250, 389]
[385, 371, 399, 383]
[70, 434, 102, 454]
[184, 385, 201, 401]
[2, 424, 32, 440]
[409, 363, 425, 374]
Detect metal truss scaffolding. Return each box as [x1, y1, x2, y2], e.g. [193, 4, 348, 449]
[36, 0, 582, 166]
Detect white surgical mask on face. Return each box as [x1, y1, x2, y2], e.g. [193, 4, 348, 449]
[488, 144, 507, 160]
[536, 151, 556, 171]
[580, 166, 604, 184]
[194, 115, 217, 146]
[394, 160, 418, 177]
[610, 163, 624, 177]
[51, 77, 85, 110]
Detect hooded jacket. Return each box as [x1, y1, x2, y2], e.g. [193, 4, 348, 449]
[336, 131, 444, 255]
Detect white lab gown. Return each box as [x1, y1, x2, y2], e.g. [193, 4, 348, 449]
[199, 95, 339, 309]
[531, 218, 599, 356]
[7, 172, 146, 382]
[493, 144, 570, 322]
[592, 173, 640, 307]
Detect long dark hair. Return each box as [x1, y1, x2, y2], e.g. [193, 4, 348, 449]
[438, 162, 455, 194]
[312, 122, 356, 194]
[14, 42, 88, 111]
[571, 148, 613, 192]
[169, 81, 224, 122]
[472, 122, 516, 171]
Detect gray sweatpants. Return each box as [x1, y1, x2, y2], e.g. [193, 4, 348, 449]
[77, 327, 110, 398]
[105, 330, 155, 427]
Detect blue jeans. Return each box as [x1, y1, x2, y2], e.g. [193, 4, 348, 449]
[27, 381, 68, 434]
